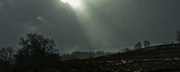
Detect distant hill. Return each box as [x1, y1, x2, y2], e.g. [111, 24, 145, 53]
[86, 43, 180, 61]
[63, 43, 180, 72]
[61, 51, 113, 60]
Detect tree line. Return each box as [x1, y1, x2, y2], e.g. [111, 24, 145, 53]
[0, 31, 180, 72]
[61, 51, 113, 60]
[0, 33, 113, 72]
[0, 33, 61, 72]
[121, 31, 180, 52]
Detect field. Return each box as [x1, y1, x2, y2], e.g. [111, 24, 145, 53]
[62, 43, 180, 72]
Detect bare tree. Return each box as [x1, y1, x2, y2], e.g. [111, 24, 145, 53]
[122, 48, 130, 52]
[134, 42, 142, 50]
[143, 40, 151, 48]
[0, 47, 14, 64]
[15, 33, 60, 67]
[176, 31, 180, 43]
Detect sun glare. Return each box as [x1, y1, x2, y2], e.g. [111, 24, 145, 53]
[61, 0, 81, 8]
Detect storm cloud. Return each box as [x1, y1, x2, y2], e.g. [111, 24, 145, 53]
[0, 0, 180, 53]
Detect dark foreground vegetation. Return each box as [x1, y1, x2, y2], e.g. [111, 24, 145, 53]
[66, 43, 180, 72]
[0, 31, 180, 72]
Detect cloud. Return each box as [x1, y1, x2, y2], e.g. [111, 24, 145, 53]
[0, 1, 2, 8]
[0, 0, 180, 53]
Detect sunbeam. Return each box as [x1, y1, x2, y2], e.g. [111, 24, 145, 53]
[62, 1, 113, 49]
[61, 0, 81, 8]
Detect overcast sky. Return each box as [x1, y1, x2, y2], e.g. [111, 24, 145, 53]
[0, 0, 180, 53]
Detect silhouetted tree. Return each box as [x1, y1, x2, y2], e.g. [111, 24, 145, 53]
[134, 42, 142, 50]
[0, 47, 14, 72]
[61, 51, 112, 60]
[176, 31, 180, 42]
[143, 40, 150, 48]
[122, 48, 130, 52]
[0, 47, 14, 64]
[14, 33, 61, 71]
[96, 51, 105, 56]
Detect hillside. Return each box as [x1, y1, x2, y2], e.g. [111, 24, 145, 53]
[63, 43, 180, 72]
[87, 43, 180, 61]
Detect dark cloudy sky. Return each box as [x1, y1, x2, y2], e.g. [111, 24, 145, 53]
[0, 0, 180, 53]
